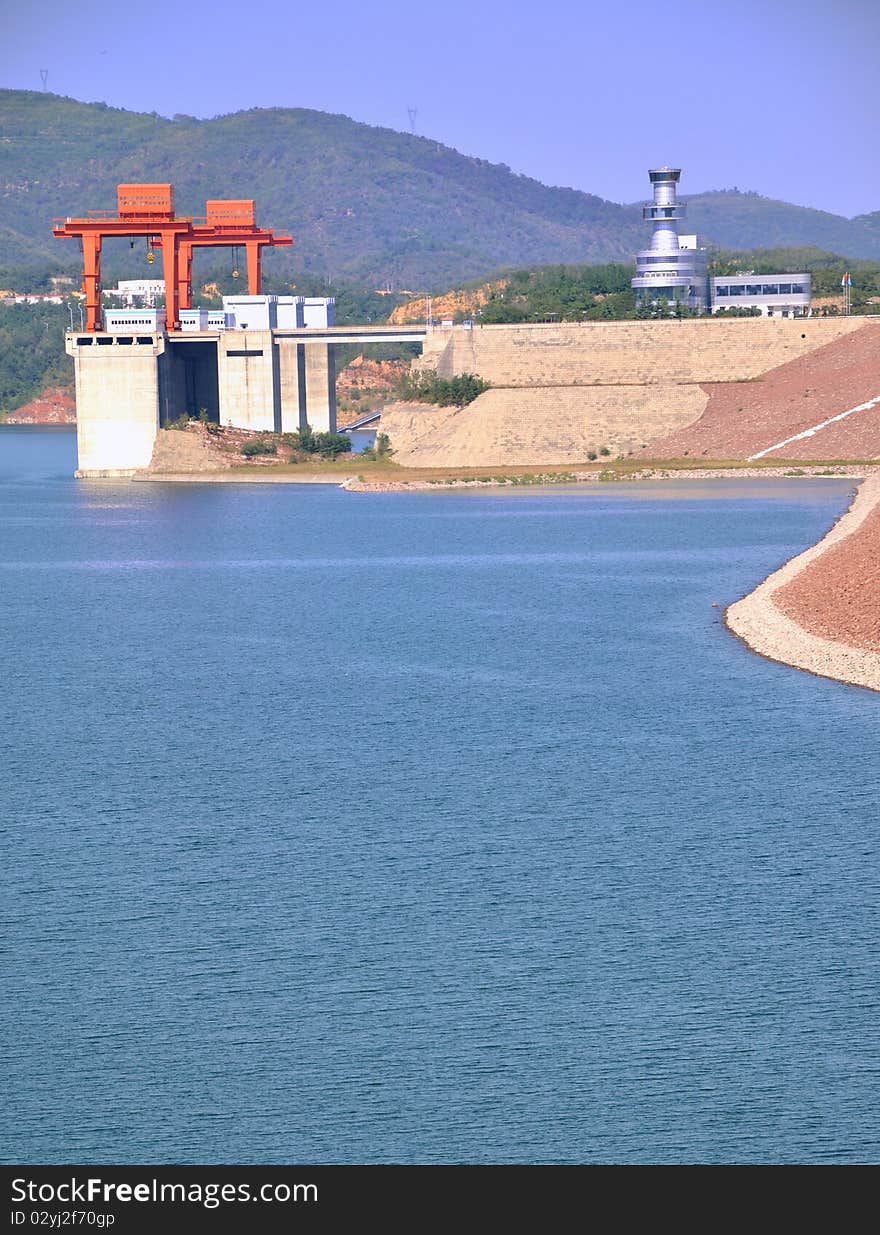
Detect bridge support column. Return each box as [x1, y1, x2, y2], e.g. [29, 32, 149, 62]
[303, 342, 336, 433]
[276, 339, 305, 432]
[274, 338, 336, 433]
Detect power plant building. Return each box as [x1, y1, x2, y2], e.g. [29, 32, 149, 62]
[632, 167, 812, 317]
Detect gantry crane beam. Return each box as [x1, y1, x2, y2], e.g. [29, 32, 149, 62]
[153, 226, 293, 310]
[52, 215, 193, 332]
[52, 186, 292, 332]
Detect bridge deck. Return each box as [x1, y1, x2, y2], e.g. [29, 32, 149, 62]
[162, 325, 428, 345]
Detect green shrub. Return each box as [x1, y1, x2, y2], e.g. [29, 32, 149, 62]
[360, 432, 394, 461]
[396, 370, 489, 407]
[241, 439, 277, 457]
[284, 426, 352, 458]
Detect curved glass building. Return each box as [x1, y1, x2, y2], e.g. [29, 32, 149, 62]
[632, 168, 708, 313]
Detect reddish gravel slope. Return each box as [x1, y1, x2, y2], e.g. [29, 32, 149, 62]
[5, 386, 76, 424]
[642, 320, 880, 460]
[773, 498, 880, 652]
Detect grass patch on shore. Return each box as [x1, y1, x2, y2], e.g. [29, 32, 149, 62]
[338, 457, 874, 485]
[226, 445, 876, 487]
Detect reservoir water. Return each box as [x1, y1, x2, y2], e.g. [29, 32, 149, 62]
[2, 427, 878, 1164]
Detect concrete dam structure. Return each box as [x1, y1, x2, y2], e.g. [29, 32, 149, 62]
[55, 181, 429, 476]
[67, 326, 338, 476]
[380, 316, 871, 466]
[56, 182, 876, 474]
[67, 322, 428, 476]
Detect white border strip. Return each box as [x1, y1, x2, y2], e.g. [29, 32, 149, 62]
[748, 394, 880, 460]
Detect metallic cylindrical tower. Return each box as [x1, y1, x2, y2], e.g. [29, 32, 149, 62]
[645, 168, 685, 252]
[631, 166, 707, 313]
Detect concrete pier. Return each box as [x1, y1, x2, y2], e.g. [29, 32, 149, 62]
[217, 331, 281, 433]
[302, 342, 336, 433]
[67, 330, 364, 474]
[66, 333, 165, 476]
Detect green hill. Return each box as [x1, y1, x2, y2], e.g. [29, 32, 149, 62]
[2, 90, 879, 291]
[683, 191, 880, 257]
[0, 90, 642, 289]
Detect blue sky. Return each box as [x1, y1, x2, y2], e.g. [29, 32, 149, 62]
[2, 0, 877, 217]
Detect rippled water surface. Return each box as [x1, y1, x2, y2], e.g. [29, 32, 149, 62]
[2, 427, 878, 1164]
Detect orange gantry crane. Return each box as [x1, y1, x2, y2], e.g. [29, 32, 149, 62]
[53, 184, 292, 332]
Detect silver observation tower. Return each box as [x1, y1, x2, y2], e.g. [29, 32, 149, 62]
[632, 167, 707, 313]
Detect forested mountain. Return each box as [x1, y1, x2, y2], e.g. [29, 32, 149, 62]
[0, 91, 641, 289]
[2, 90, 879, 291]
[681, 192, 880, 258]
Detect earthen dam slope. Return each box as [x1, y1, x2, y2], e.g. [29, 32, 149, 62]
[381, 317, 873, 467]
[642, 319, 880, 461]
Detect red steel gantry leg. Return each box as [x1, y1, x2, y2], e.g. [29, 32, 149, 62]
[81, 233, 103, 333]
[160, 229, 182, 333]
[176, 240, 194, 319]
[246, 240, 262, 296]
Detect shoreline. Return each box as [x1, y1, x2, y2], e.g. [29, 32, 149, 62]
[340, 464, 878, 491]
[126, 463, 880, 489]
[131, 470, 349, 484]
[725, 474, 880, 693]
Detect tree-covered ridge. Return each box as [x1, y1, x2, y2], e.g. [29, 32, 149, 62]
[0, 301, 72, 415]
[683, 192, 880, 259]
[403, 250, 880, 325]
[0, 90, 643, 290]
[475, 264, 636, 323]
[2, 90, 879, 295]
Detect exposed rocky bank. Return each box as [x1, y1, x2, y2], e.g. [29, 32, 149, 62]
[726, 474, 880, 692]
[5, 386, 76, 424]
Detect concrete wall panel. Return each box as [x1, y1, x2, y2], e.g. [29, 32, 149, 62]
[217, 331, 280, 432]
[67, 337, 163, 476]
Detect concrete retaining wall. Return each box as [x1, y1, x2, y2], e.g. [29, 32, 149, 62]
[416, 317, 863, 387]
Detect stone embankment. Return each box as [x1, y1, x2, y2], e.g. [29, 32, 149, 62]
[380, 386, 708, 466]
[415, 317, 862, 386]
[383, 317, 868, 466]
[726, 474, 880, 692]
